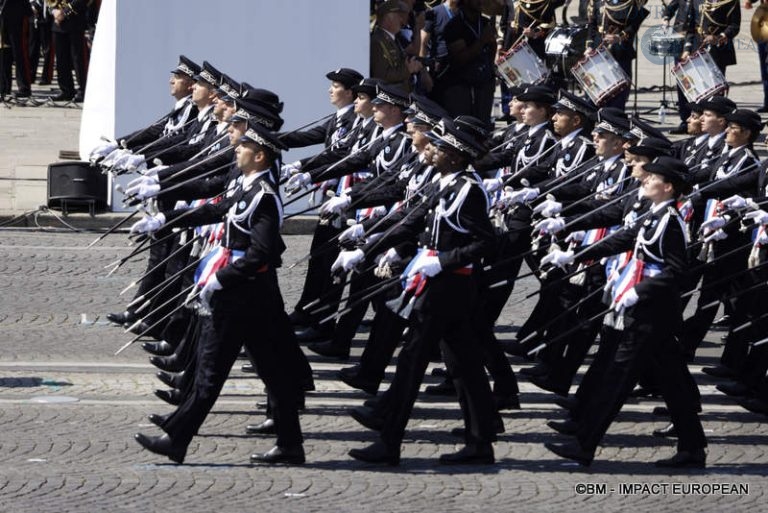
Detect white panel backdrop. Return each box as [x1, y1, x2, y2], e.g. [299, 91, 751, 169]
[79, 0, 370, 210]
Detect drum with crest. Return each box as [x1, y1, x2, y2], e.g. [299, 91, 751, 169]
[496, 40, 549, 88]
[570, 48, 630, 106]
[670, 48, 727, 102]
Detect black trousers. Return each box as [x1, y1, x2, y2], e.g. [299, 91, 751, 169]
[293, 221, 344, 327]
[577, 321, 706, 455]
[53, 28, 87, 96]
[163, 271, 303, 449]
[380, 274, 498, 448]
[28, 14, 53, 83]
[0, 15, 32, 95]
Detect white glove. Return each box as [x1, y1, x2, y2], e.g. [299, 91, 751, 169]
[200, 273, 222, 311]
[722, 194, 748, 209]
[534, 216, 566, 234]
[129, 212, 166, 234]
[533, 199, 562, 217]
[124, 154, 147, 172]
[90, 141, 118, 161]
[285, 172, 312, 194]
[407, 255, 442, 277]
[700, 215, 727, 233]
[507, 187, 540, 204]
[615, 287, 639, 310]
[338, 223, 365, 243]
[280, 160, 302, 180]
[103, 148, 131, 168]
[540, 249, 575, 269]
[377, 247, 402, 267]
[704, 229, 728, 242]
[125, 180, 161, 200]
[483, 177, 504, 193]
[142, 166, 164, 180]
[565, 231, 586, 243]
[745, 209, 768, 225]
[331, 248, 365, 272]
[320, 194, 351, 216]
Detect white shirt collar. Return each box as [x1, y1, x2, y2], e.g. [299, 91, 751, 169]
[694, 133, 708, 145]
[242, 169, 270, 189]
[527, 122, 549, 136]
[381, 123, 403, 139]
[651, 199, 675, 213]
[336, 104, 354, 118]
[728, 144, 746, 156]
[560, 128, 582, 147]
[439, 171, 460, 190]
[603, 154, 620, 171]
[174, 96, 190, 110]
[708, 132, 725, 148]
[197, 104, 214, 122]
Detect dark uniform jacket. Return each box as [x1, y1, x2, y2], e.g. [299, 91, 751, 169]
[122, 97, 198, 152]
[586, 0, 649, 61]
[279, 105, 357, 150]
[684, 0, 740, 68]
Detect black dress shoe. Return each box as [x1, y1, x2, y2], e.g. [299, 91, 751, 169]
[701, 364, 736, 379]
[655, 449, 706, 468]
[553, 396, 579, 411]
[127, 321, 152, 336]
[245, 418, 276, 435]
[757, 106, 768, 113]
[628, 386, 661, 398]
[439, 443, 494, 465]
[241, 363, 256, 373]
[520, 363, 549, 377]
[669, 123, 688, 135]
[348, 441, 400, 466]
[712, 314, 731, 327]
[307, 340, 350, 360]
[653, 406, 670, 416]
[107, 311, 136, 326]
[545, 441, 593, 466]
[529, 374, 569, 396]
[338, 371, 379, 395]
[73, 91, 84, 103]
[294, 325, 334, 343]
[134, 433, 185, 464]
[150, 355, 184, 372]
[494, 394, 521, 411]
[716, 381, 751, 397]
[142, 341, 175, 356]
[52, 91, 74, 102]
[349, 406, 384, 431]
[502, 340, 534, 360]
[424, 380, 456, 396]
[547, 419, 579, 435]
[288, 309, 312, 326]
[148, 413, 167, 428]
[250, 445, 305, 465]
[736, 396, 768, 415]
[653, 423, 678, 438]
[155, 388, 181, 406]
[156, 370, 182, 389]
[431, 367, 449, 378]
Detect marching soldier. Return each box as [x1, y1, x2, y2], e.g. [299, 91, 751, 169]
[132, 121, 307, 466]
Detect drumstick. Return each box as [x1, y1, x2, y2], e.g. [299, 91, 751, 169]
[510, 20, 538, 49]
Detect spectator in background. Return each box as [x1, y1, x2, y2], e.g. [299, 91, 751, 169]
[439, 0, 497, 123]
[420, 0, 459, 100]
[746, 0, 768, 113]
[370, 0, 423, 92]
[50, 0, 89, 102]
[28, 0, 54, 86]
[0, 0, 34, 100]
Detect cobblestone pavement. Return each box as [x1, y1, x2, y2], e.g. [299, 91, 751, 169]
[0, 231, 766, 512]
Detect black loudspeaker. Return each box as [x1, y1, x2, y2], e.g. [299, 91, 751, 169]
[47, 161, 108, 214]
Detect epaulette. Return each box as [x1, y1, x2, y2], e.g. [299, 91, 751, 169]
[260, 179, 277, 196]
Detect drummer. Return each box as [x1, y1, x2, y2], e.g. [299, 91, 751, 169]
[662, 0, 697, 134]
[503, 0, 565, 60]
[584, 0, 650, 109]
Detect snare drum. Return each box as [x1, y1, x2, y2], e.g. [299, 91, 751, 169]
[671, 48, 727, 102]
[545, 25, 589, 74]
[496, 40, 549, 88]
[570, 48, 630, 106]
[649, 28, 685, 57]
